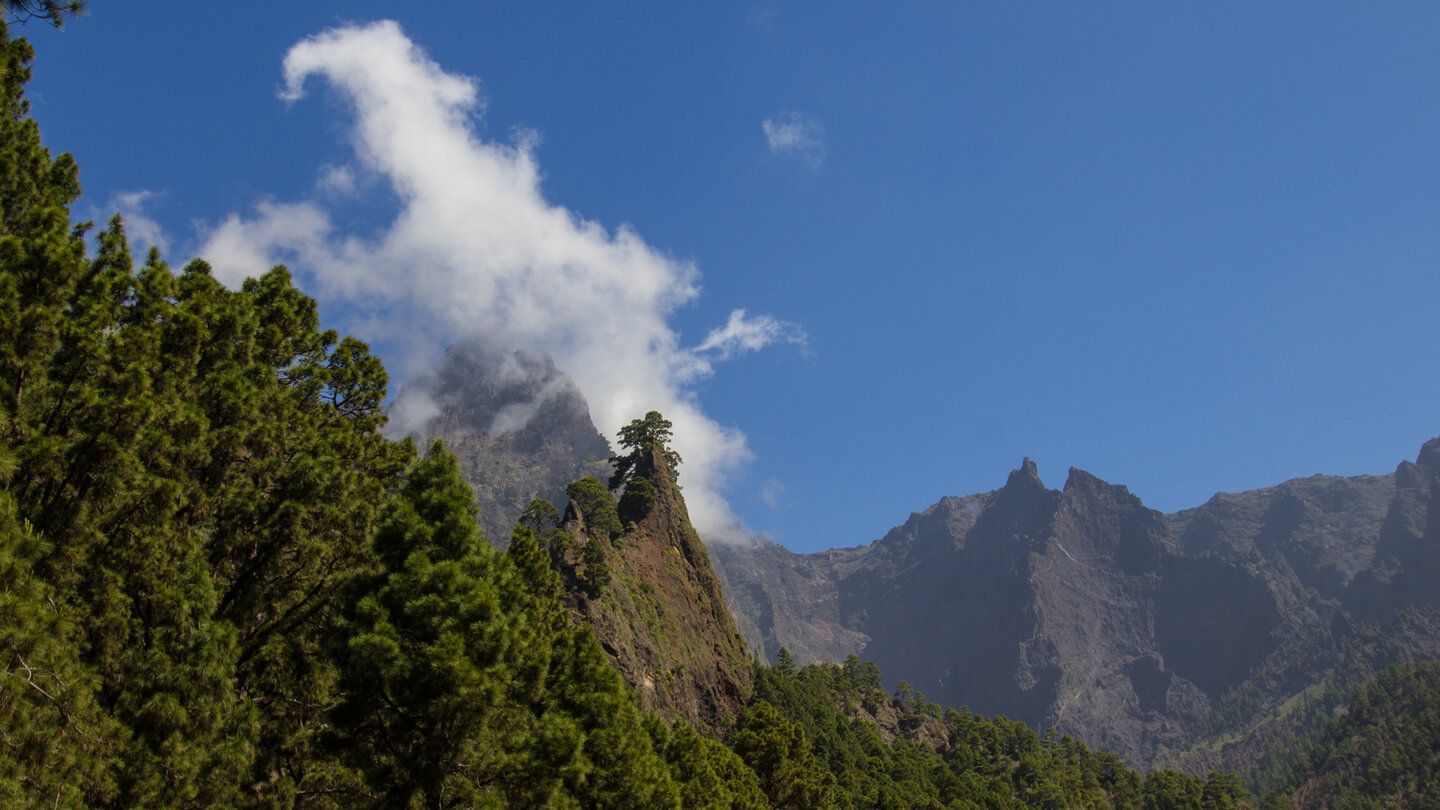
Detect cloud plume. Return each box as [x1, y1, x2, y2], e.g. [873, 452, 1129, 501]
[200, 20, 799, 543]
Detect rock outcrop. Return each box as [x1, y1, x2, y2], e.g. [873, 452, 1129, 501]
[402, 342, 754, 732]
[560, 444, 753, 732]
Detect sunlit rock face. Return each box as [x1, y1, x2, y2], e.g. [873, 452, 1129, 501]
[560, 445, 754, 733]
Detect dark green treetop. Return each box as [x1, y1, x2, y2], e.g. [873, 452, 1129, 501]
[568, 476, 622, 538]
[610, 410, 681, 489]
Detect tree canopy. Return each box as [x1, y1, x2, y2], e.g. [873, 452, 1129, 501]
[610, 410, 682, 489]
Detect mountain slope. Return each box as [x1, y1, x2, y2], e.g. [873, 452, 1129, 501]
[557, 444, 754, 732]
[401, 345, 754, 731]
[1290, 661, 1440, 809]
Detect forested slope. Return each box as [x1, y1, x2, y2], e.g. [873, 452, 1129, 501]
[713, 445, 1440, 793]
[1290, 662, 1440, 810]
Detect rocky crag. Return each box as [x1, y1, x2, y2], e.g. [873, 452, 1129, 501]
[712, 440, 1440, 785]
[401, 345, 753, 731]
[557, 444, 754, 732]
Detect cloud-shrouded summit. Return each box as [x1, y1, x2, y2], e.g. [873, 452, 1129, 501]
[200, 20, 802, 542]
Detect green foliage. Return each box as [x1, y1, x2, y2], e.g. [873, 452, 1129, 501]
[609, 410, 681, 488]
[654, 719, 770, 810]
[0, 491, 120, 807]
[776, 647, 798, 676]
[1287, 661, 1440, 809]
[331, 443, 543, 806]
[519, 496, 561, 533]
[568, 475, 622, 537]
[730, 700, 837, 809]
[619, 474, 658, 523]
[581, 534, 612, 596]
[745, 653, 1259, 810]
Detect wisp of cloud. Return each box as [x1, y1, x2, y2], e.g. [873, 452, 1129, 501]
[200, 20, 801, 543]
[762, 112, 825, 169]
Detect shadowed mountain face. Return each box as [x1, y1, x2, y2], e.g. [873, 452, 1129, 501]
[392, 339, 612, 544]
[711, 440, 1440, 777]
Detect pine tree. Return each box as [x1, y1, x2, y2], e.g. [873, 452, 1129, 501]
[730, 700, 836, 810]
[655, 720, 769, 810]
[609, 411, 681, 489]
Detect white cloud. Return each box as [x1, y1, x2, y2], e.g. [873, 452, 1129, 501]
[101, 189, 171, 258]
[676, 308, 805, 383]
[199, 20, 801, 544]
[203, 200, 334, 286]
[762, 112, 825, 169]
[316, 163, 357, 195]
[697, 309, 805, 359]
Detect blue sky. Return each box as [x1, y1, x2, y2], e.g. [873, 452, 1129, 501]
[18, 2, 1440, 552]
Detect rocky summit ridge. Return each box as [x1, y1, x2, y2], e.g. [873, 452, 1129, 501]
[711, 439, 1440, 783]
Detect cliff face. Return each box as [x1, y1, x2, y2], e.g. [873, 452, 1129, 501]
[1345, 437, 1440, 618]
[561, 445, 753, 732]
[832, 460, 1228, 765]
[709, 536, 872, 666]
[713, 440, 1440, 779]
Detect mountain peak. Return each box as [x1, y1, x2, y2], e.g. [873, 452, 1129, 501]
[1062, 466, 1141, 507]
[1416, 436, 1440, 472]
[1007, 457, 1045, 490]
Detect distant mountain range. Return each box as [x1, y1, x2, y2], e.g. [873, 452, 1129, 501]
[403, 342, 1440, 788]
[711, 442, 1440, 785]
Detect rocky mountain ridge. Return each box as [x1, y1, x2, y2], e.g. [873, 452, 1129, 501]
[712, 439, 1440, 783]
